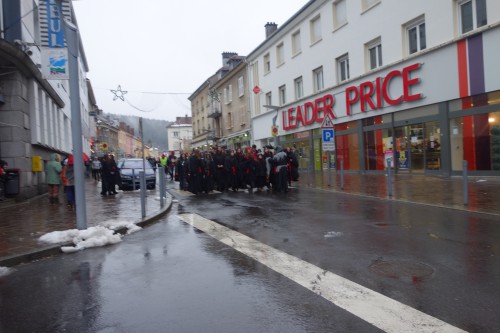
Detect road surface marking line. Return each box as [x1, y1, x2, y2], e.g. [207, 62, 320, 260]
[178, 213, 467, 333]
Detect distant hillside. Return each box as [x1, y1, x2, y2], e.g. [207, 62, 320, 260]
[106, 113, 172, 151]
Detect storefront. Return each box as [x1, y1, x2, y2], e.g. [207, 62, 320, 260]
[262, 28, 500, 176]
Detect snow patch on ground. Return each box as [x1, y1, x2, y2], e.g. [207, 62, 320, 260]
[324, 231, 343, 238]
[38, 219, 142, 252]
[0, 266, 14, 277]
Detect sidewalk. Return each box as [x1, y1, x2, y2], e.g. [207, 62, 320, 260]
[1, 172, 499, 268]
[0, 178, 172, 267]
[296, 171, 500, 216]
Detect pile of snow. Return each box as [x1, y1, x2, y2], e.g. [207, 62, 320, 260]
[0, 266, 14, 277]
[39, 225, 129, 253]
[324, 231, 343, 238]
[100, 219, 142, 235]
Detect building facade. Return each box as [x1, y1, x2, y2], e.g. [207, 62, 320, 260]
[0, 0, 91, 198]
[247, 0, 500, 175]
[166, 116, 192, 155]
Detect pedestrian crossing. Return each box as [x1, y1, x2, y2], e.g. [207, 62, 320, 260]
[178, 213, 467, 333]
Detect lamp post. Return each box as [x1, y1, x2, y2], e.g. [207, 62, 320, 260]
[263, 105, 280, 148]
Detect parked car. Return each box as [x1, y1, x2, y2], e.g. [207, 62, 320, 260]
[118, 158, 156, 190]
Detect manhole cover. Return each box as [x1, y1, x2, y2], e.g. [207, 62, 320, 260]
[369, 260, 434, 283]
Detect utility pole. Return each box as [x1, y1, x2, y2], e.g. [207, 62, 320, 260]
[63, 4, 87, 229]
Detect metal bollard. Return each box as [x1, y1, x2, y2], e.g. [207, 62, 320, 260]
[463, 160, 468, 206]
[132, 168, 136, 191]
[158, 167, 165, 207]
[140, 171, 146, 218]
[387, 158, 393, 197]
[327, 151, 332, 187]
[340, 159, 344, 190]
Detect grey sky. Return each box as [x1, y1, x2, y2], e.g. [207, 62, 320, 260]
[73, 0, 308, 121]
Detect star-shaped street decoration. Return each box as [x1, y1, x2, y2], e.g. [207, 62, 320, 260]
[111, 85, 128, 101]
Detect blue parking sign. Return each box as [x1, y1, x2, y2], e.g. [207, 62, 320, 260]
[322, 129, 334, 142]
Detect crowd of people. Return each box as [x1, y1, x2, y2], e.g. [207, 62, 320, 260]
[172, 145, 300, 195]
[6, 143, 298, 209]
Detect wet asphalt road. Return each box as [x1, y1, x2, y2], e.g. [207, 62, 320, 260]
[0, 186, 499, 332]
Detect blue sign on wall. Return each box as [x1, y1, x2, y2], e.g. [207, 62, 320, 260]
[47, 0, 65, 48]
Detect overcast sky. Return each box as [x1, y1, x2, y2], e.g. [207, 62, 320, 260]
[72, 0, 308, 121]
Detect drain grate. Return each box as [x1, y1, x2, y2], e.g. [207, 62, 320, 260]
[369, 260, 434, 283]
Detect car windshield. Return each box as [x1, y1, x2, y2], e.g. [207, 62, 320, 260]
[121, 160, 152, 169]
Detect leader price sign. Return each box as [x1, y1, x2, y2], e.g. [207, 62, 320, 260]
[322, 129, 335, 151]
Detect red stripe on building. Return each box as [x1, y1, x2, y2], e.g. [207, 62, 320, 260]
[457, 40, 475, 170]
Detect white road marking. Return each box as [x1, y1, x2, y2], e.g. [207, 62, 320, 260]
[178, 213, 467, 333]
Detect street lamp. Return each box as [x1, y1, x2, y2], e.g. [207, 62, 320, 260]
[263, 105, 280, 148]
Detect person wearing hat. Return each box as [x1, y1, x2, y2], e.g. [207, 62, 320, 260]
[61, 154, 75, 208]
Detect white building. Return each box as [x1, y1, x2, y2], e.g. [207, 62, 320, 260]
[166, 116, 193, 155]
[247, 0, 500, 175]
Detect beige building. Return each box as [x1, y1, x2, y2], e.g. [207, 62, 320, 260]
[189, 52, 248, 150]
[212, 54, 251, 150]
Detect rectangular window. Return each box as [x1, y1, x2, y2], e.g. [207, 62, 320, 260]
[292, 30, 301, 56]
[276, 43, 284, 66]
[313, 67, 324, 92]
[238, 76, 244, 97]
[459, 0, 487, 34]
[333, 0, 347, 29]
[264, 53, 271, 73]
[223, 88, 228, 104]
[337, 54, 350, 82]
[240, 106, 247, 125]
[294, 77, 304, 100]
[266, 92, 272, 106]
[226, 113, 233, 129]
[366, 38, 382, 70]
[228, 84, 233, 103]
[279, 85, 286, 106]
[310, 15, 322, 44]
[407, 20, 426, 55]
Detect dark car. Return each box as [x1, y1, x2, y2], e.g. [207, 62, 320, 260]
[118, 158, 156, 190]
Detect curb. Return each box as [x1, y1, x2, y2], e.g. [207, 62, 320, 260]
[0, 195, 174, 268]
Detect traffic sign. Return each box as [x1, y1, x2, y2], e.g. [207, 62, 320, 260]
[321, 113, 335, 128]
[271, 126, 279, 137]
[322, 128, 335, 151]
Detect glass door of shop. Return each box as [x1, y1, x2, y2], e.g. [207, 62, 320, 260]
[394, 126, 410, 172]
[394, 122, 441, 173]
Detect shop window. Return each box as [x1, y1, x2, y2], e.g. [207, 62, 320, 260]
[336, 132, 360, 171]
[336, 120, 358, 131]
[451, 111, 500, 171]
[365, 128, 392, 171]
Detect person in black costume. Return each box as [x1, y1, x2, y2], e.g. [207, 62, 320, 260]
[188, 150, 203, 194]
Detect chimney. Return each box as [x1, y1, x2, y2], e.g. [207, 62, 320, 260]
[265, 22, 278, 38]
[222, 52, 238, 67]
